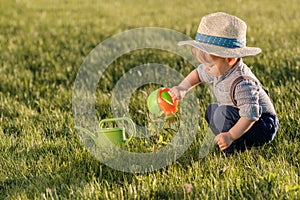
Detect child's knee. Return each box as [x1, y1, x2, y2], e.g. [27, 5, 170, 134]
[213, 105, 228, 122]
[212, 105, 239, 132]
[205, 103, 218, 123]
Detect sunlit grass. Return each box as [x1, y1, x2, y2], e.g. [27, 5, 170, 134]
[0, 0, 299, 199]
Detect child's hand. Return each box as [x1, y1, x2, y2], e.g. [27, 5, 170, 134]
[215, 132, 234, 151]
[169, 86, 187, 101]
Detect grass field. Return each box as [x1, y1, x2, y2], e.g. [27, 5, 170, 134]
[0, 0, 299, 199]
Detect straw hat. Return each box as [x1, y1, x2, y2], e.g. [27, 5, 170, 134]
[178, 12, 261, 58]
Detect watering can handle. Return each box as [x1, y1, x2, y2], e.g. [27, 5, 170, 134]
[99, 117, 136, 141]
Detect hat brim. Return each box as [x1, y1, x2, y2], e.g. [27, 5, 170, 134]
[178, 40, 261, 58]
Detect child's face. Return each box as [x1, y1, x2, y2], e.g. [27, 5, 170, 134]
[191, 47, 234, 77]
[207, 55, 232, 77]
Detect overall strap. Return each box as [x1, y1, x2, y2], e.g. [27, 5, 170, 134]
[230, 75, 269, 107]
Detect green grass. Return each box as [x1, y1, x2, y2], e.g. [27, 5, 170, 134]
[0, 0, 299, 199]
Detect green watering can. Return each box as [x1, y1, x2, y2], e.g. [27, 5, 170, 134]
[75, 117, 136, 147]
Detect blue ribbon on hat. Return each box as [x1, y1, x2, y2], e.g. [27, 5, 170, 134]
[195, 32, 246, 49]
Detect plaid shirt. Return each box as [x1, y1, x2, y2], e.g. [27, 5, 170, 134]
[196, 59, 276, 121]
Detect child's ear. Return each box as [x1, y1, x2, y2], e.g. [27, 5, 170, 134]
[226, 58, 238, 66]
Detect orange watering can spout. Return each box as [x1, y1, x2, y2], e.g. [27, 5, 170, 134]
[157, 88, 178, 116]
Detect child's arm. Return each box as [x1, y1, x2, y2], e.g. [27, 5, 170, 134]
[215, 117, 256, 150]
[229, 117, 256, 139]
[169, 69, 201, 101]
